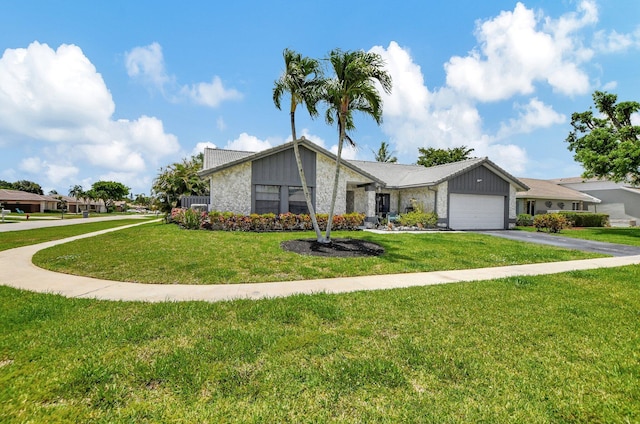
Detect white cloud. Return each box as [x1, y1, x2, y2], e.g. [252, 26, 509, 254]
[124, 42, 171, 90]
[0, 42, 180, 192]
[181, 76, 242, 107]
[223, 133, 272, 152]
[497, 98, 565, 138]
[601, 80, 618, 91]
[192, 141, 217, 157]
[369, 41, 531, 175]
[444, 1, 596, 101]
[593, 28, 640, 53]
[330, 143, 358, 160]
[216, 116, 226, 131]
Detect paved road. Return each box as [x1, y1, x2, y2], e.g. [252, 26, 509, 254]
[478, 230, 640, 257]
[0, 214, 158, 233]
[2, 223, 640, 302]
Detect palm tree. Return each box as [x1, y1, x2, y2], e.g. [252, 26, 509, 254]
[68, 184, 85, 211]
[273, 48, 325, 241]
[322, 49, 392, 241]
[372, 141, 397, 163]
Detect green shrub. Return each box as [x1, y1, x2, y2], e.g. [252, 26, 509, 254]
[558, 212, 609, 227]
[533, 213, 571, 233]
[516, 213, 533, 226]
[202, 211, 365, 232]
[398, 211, 438, 228]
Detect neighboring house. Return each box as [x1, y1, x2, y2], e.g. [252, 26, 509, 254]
[198, 138, 529, 230]
[0, 189, 105, 213]
[515, 178, 601, 216]
[550, 177, 640, 224]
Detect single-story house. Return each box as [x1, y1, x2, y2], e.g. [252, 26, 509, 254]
[515, 178, 601, 216]
[550, 177, 640, 225]
[0, 189, 105, 213]
[198, 138, 529, 230]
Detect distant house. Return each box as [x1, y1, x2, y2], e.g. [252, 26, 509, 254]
[0, 189, 105, 213]
[550, 177, 640, 225]
[515, 178, 601, 216]
[198, 138, 529, 230]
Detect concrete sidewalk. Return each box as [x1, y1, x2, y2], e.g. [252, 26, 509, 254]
[2, 221, 640, 303]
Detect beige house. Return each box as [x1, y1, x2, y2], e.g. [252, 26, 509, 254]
[515, 178, 601, 216]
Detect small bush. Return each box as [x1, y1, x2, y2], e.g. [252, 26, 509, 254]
[533, 213, 571, 233]
[398, 211, 438, 228]
[557, 212, 609, 227]
[195, 211, 365, 232]
[516, 213, 533, 226]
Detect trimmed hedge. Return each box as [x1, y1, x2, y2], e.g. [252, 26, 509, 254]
[170, 209, 365, 232]
[557, 211, 609, 227]
[533, 213, 571, 233]
[516, 213, 533, 226]
[398, 211, 438, 228]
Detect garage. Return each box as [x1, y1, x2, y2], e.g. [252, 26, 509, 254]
[449, 194, 505, 230]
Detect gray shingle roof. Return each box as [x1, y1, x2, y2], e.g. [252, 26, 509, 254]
[203, 148, 253, 169]
[0, 189, 52, 202]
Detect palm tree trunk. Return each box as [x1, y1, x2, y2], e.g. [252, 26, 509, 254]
[290, 111, 323, 241]
[324, 119, 346, 242]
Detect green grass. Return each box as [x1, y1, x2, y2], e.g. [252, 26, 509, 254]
[32, 223, 603, 284]
[1, 267, 639, 422]
[0, 219, 155, 251]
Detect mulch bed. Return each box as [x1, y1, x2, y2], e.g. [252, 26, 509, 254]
[281, 238, 385, 257]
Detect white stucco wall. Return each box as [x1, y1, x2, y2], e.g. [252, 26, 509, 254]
[316, 154, 371, 215]
[209, 162, 252, 214]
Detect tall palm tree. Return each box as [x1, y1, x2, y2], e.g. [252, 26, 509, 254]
[273, 48, 324, 241]
[322, 49, 392, 241]
[373, 141, 397, 163]
[68, 184, 86, 211]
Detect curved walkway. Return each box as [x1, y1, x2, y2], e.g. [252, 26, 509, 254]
[2, 222, 640, 303]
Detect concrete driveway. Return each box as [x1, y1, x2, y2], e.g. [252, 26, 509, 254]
[478, 230, 640, 257]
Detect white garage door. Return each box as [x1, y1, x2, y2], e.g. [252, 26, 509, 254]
[449, 194, 505, 230]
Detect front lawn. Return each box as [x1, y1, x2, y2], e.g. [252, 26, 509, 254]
[0, 219, 155, 252]
[32, 223, 603, 284]
[1, 266, 639, 422]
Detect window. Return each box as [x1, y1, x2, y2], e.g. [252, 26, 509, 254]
[376, 193, 390, 214]
[526, 200, 536, 215]
[255, 185, 280, 214]
[288, 186, 308, 214]
[572, 201, 581, 211]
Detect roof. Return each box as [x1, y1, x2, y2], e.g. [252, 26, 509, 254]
[199, 138, 384, 185]
[0, 189, 54, 202]
[350, 157, 528, 190]
[200, 140, 529, 190]
[517, 178, 601, 203]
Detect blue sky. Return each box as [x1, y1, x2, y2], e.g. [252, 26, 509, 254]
[1, 0, 639, 196]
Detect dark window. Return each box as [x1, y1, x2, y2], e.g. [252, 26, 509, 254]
[526, 200, 535, 215]
[376, 193, 390, 213]
[255, 185, 280, 214]
[288, 186, 308, 214]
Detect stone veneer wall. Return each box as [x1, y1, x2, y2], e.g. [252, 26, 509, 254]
[508, 185, 517, 228]
[209, 162, 252, 214]
[436, 181, 448, 218]
[316, 154, 371, 215]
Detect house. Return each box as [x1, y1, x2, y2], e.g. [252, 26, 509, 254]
[0, 189, 105, 213]
[198, 138, 529, 230]
[515, 178, 601, 216]
[550, 177, 640, 225]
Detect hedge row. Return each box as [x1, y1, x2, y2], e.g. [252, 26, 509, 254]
[557, 211, 609, 227]
[170, 208, 366, 231]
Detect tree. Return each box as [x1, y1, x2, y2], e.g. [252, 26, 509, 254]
[153, 154, 209, 213]
[273, 48, 324, 241]
[322, 49, 392, 242]
[417, 146, 475, 167]
[12, 180, 43, 194]
[372, 141, 397, 163]
[91, 181, 129, 213]
[0, 180, 12, 189]
[566, 91, 640, 184]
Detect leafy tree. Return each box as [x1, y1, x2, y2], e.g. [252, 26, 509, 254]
[417, 146, 475, 167]
[372, 141, 397, 163]
[68, 185, 84, 199]
[91, 181, 129, 213]
[322, 49, 392, 242]
[273, 48, 324, 241]
[48, 190, 58, 195]
[566, 91, 640, 184]
[153, 155, 209, 213]
[0, 180, 12, 189]
[12, 180, 43, 195]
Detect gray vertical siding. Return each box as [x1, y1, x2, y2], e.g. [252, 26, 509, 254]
[448, 165, 509, 195]
[251, 146, 316, 186]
